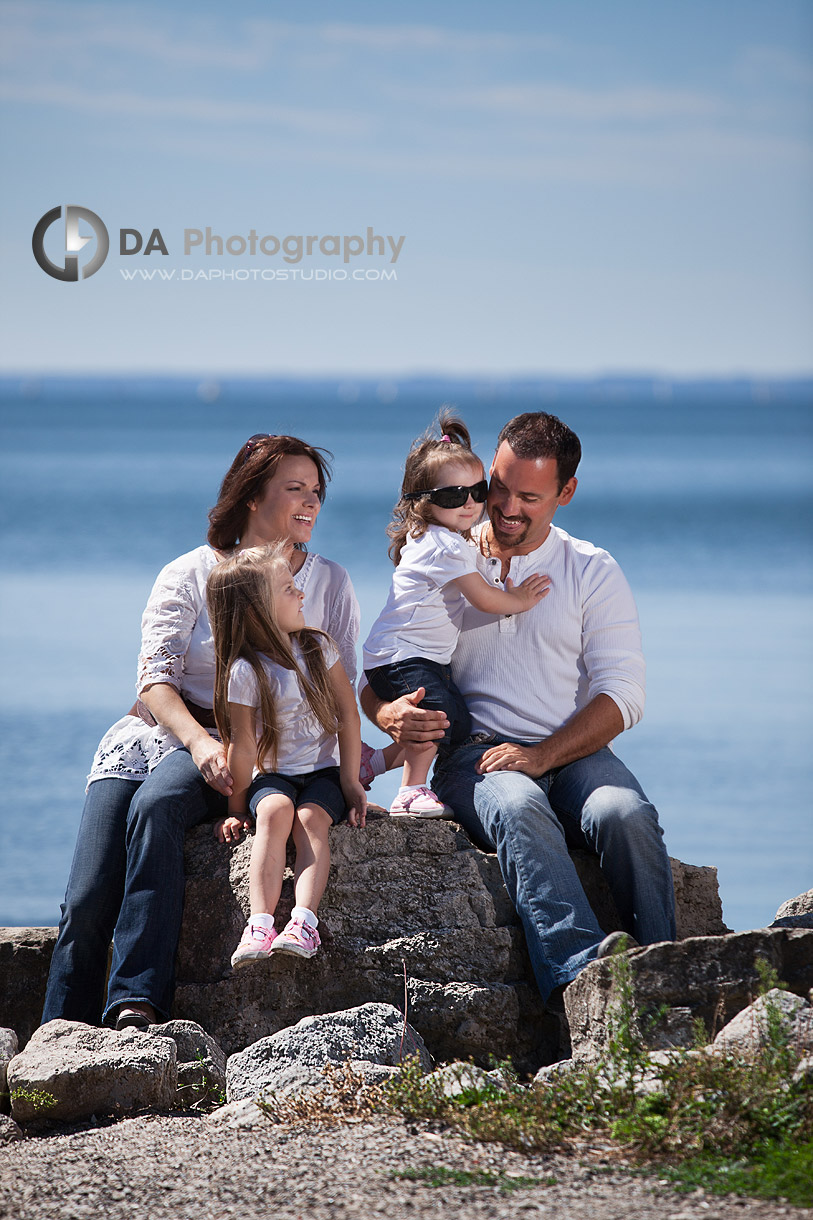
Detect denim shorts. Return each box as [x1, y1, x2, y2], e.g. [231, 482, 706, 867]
[247, 766, 347, 825]
[365, 656, 471, 750]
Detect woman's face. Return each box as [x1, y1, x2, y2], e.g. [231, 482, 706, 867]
[245, 455, 322, 546]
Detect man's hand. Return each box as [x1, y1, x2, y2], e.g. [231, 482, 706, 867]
[378, 687, 448, 747]
[476, 742, 547, 778]
[190, 737, 234, 796]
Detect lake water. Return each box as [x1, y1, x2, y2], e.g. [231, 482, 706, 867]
[1, 375, 811, 932]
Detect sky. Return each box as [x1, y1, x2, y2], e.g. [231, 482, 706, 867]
[1, 0, 812, 376]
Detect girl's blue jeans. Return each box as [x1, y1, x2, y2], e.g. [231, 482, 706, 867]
[433, 739, 676, 1001]
[42, 749, 225, 1026]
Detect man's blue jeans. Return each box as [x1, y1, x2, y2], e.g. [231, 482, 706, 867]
[42, 749, 224, 1026]
[433, 739, 676, 1001]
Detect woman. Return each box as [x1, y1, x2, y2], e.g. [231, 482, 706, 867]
[42, 434, 359, 1031]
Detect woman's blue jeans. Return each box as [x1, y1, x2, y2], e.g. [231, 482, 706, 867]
[42, 749, 224, 1026]
[433, 740, 676, 1001]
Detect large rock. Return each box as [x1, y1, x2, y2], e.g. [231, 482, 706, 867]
[175, 814, 726, 1073]
[0, 928, 57, 1048]
[565, 928, 813, 1061]
[226, 1002, 431, 1102]
[0, 1028, 18, 1101]
[151, 1020, 226, 1108]
[772, 890, 813, 931]
[7, 1019, 177, 1123]
[712, 989, 813, 1059]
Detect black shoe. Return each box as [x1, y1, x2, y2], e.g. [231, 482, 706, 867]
[114, 1007, 154, 1032]
[596, 931, 640, 959]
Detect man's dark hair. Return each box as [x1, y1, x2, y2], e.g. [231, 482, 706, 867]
[497, 412, 581, 491]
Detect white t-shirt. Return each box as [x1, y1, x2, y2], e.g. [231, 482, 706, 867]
[88, 546, 358, 784]
[451, 524, 646, 741]
[362, 524, 480, 669]
[228, 637, 340, 776]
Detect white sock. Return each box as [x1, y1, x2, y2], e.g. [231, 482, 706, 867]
[291, 905, 318, 929]
[368, 748, 386, 776]
[398, 784, 427, 795]
[250, 912, 275, 931]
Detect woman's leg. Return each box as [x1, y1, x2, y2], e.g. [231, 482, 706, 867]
[249, 794, 296, 916]
[103, 748, 225, 1024]
[291, 802, 333, 914]
[42, 778, 140, 1026]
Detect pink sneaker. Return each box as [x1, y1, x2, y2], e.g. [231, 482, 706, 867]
[271, 918, 321, 959]
[389, 786, 453, 819]
[359, 742, 377, 790]
[230, 921, 277, 969]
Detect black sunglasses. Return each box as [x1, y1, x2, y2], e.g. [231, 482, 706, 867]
[242, 433, 278, 463]
[404, 478, 488, 509]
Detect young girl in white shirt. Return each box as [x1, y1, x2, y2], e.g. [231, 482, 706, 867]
[363, 413, 549, 818]
[208, 544, 366, 966]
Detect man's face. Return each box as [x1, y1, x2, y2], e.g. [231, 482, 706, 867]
[488, 441, 577, 551]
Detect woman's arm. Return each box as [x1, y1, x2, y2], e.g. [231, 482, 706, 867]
[448, 571, 550, 616]
[140, 683, 232, 796]
[329, 662, 367, 828]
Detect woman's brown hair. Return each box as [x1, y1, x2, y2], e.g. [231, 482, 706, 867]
[207, 544, 339, 771]
[207, 435, 333, 551]
[387, 409, 483, 564]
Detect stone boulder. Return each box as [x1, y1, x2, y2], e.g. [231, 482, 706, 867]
[151, 1020, 226, 1108]
[564, 928, 813, 1062]
[0, 1114, 22, 1143]
[175, 814, 726, 1074]
[712, 989, 813, 1060]
[7, 1019, 177, 1123]
[0, 1028, 18, 1103]
[226, 1002, 431, 1103]
[0, 928, 57, 1048]
[772, 890, 813, 931]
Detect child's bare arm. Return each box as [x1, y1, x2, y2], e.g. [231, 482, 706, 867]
[328, 661, 367, 828]
[449, 570, 551, 615]
[213, 702, 257, 843]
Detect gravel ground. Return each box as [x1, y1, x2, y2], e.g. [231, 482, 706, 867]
[0, 1112, 806, 1220]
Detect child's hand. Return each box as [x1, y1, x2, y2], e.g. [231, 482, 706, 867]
[214, 815, 253, 844]
[505, 572, 551, 611]
[342, 780, 368, 829]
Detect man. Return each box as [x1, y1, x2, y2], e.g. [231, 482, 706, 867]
[361, 411, 675, 1003]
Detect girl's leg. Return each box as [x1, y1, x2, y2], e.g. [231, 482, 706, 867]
[249, 794, 296, 916]
[290, 802, 333, 914]
[401, 742, 438, 788]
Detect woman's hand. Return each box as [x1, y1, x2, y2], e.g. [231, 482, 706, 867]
[342, 779, 368, 828]
[214, 815, 253, 844]
[189, 735, 234, 795]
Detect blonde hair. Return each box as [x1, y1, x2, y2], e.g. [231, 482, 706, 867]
[207, 543, 339, 771]
[387, 409, 483, 564]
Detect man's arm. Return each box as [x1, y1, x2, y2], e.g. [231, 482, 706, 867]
[476, 693, 623, 777]
[359, 681, 448, 746]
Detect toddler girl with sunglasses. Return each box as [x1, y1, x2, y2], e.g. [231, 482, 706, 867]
[208, 544, 366, 967]
[363, 413, 549, 817]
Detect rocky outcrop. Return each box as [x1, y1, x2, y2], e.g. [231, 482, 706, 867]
[772, 889, 813, 930]
[175, 814, 726, 1073]
[7, 1020, 177, 1123]
[564, 927, 813, 1061]
[226, 1002, 431, 1103]
[712, 989, 813, 1059]
[0, 1028, 18, 1102]
[0, 928, 57, 1048]
[151, 1020, 226, 1107]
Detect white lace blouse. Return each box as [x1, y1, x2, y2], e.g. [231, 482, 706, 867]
[88, 545, 360, 785]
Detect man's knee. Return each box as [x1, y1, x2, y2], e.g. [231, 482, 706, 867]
[582, 784, 662, 841]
